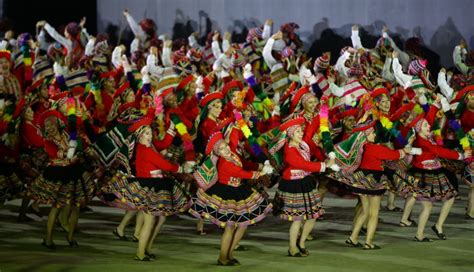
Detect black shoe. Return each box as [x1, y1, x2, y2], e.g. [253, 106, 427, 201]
[17, 215, 35, 223]
[399, 221, 415, 227]
[234, 244, 246, 251]
[130, 235, 139, 242]
[431, 225, 446, 240]
[66, 237, 79, 248]
[345, 238, 363, 248]
[296, 243, 309, 256]
[145, 250, 156, 259]
[385, 206, 403, 212]
[217, 259, 235, 266]
[408, 218, 418, 227]
[28, 205, 42, 217]
[113, 228, 127, 241]
[363, 243, 381, 250]
[80, 206, 93, 213]
[41, 239, 56, 250]
[134, 255, 151, 262]
[196, 229, 207, 236]
[229, 258, 241, 265]
[287, 249, 306, 257]
[464, 213, 474, 220]
[413, 236, 432, 242]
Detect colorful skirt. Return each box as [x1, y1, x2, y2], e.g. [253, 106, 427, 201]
[18, 149, 49, 184]
[273, 176, 324, 221]
[101, 173, 192, 216]
[190, 182, 272, 227]
[0, 162, 23, 201]
[409, 167, 458, 202]
[328, 169, 389, 196]
[28, 164, 96, 208]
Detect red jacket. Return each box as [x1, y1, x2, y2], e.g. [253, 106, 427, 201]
[359, 143, 402, 171]
[21, 122, 44, 149]
[135, 143, 180, 178]
[181, 96, 200, 121]
[282, 141, 326, 180]
[412, 137, 461, 170]
[217, 152, 259, 187]
[461, 110, 474, 133]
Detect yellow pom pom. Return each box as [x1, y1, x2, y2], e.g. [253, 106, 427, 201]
[460, 137, 470, 149]
[24, 58, 32, 66]
[242, 126, 252, 137]
[176, 123, 188, 135]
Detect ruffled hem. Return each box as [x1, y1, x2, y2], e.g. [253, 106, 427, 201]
[190, 187, 272, 227]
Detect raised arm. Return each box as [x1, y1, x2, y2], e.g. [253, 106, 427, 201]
[123, 10, 147, 41]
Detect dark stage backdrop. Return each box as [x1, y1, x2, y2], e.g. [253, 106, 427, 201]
[95, 0, 473, 68]
[1, 0, 97, 39]
[1, 0, 473, 68]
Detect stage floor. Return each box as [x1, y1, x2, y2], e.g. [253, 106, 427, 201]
[1, 186, 473, 272]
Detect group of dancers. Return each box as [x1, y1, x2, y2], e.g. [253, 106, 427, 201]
[0, 11, 473, 265]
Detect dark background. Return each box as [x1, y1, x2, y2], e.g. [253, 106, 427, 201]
[1, 0, 97, 36]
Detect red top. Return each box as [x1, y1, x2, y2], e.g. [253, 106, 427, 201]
[359, 143, 402, 171]
[84, 90, 114, 127]
[220, 102, 237, 120]
[21, 122, 44, 149]
[181, 96, 200, 121]
[135, 143, 180, 178]
[217, 152, 259, 187]
[43, 135, 72, 166]
[461, 110, 474, 133]
[44, 140, 61, 159]
[282, 142, 326, 180]
[152, 129, 175, 151]
[412, 137, 461, 170]
[300, 113, 326, 161]
[200, 118, 220, 143]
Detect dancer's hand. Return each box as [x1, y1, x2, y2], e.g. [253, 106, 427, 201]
[80, 17, 87, 28]
[272, 31, 283, 40]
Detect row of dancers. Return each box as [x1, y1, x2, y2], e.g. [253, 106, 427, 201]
[0, 11, 473, 265]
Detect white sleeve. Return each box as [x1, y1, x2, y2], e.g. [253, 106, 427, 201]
[161, 46, 173, 67]
[392, 57, 412, 89]
[329, 82, 345, 97]
[44, 23, 72, 52]
[111, 46, 123, 69]
[37, 29, 49, 51]
[262, 23, 272, 40]
[437, 70, 454, 101]
[381, 57, 395, 82]
[335, 51, 350, 78]
[124, 13, 147, 41]
[222, 39, 230, 54]
[130, 38, 140, 53]
[212, 54, 224, 71]
[81, 27, 91, 42]
[388, 35, 410, 69]
[84, 38, 95, 56]
[211, 40, 222, 59]
[188, 35, 199, 49]
[263, 37, 278, 69]
[351, 30, 365, 50]
[453, 45, 469, 75]
[146, 54, 164, 76]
